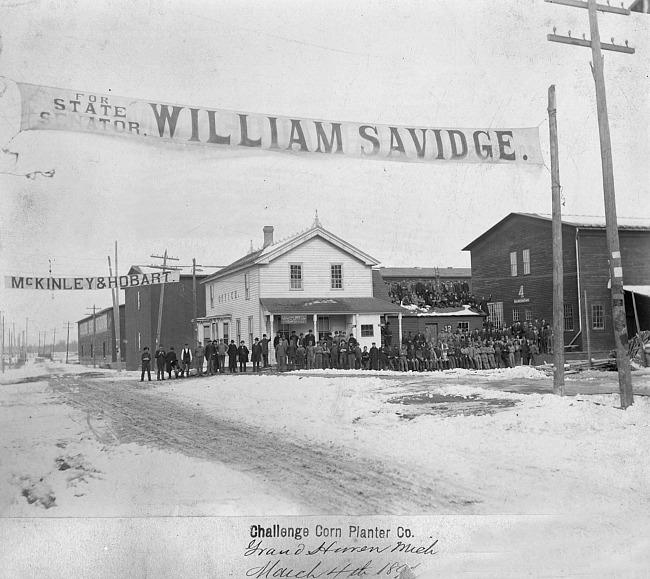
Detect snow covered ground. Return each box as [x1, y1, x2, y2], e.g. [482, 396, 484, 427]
[1, 359, 649, 577]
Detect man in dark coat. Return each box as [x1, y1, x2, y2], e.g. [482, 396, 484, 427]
[227, 340, 239, 373]
[166, 347, 179, 379]
[238, 340, 249, 372]
[155, 344, 166, 381]
[384, 323, 393, 347]
[216, 339, 228, 373]
[303, 329, 316, 348]
[369, 343, 380, 371]
[260, 334, 270, 367]
[140, 347, 152, 382]
[204, 340, 215, 375]
[194, 341, 205, 376]
[251, 338, 262, 371]
[211, 340, 220, 374]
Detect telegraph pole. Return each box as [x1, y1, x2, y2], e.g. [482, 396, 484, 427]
[108, 249, 122, 372]
[547, 0, 635, 408]
[86, 306, 97, 368]
[150, 250, 179, 348]
[192, 258, 203, 344]
[1, 312, 5, 374]
[115, 241, 122, 370]
[548, 85, 564, 395]
[51, 328, 56, 358]
[65, 321, 71, 364]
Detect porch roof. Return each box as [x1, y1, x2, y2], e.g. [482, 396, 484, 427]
[260, 297, 406, 315]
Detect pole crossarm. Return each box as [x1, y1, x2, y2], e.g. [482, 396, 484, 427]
[545, 0, 630, 15]
[147, 264, 182, 270]
[547, 34, 635, 53]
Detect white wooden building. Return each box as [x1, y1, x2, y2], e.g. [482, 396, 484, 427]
[197, 217, 404, 357]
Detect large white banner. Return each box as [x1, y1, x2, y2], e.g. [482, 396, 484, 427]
[17, 82, 543, 165]
[5, 270, 180, 290]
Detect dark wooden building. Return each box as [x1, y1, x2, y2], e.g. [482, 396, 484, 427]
[384, 305, 486, 344]
[77, 304, 125, 367]
[124, 266, 212, 370]
[463, 213, 650, 354]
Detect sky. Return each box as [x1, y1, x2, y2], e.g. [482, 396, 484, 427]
[0, 0, 649, 343]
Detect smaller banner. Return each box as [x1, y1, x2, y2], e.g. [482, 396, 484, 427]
[281, 315, 307, 324]
[5, 271, 180, 290]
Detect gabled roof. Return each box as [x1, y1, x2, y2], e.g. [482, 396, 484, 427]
[202, 224, 380, 283]
[379, 267, 471, 279]
[462, 212, 650, 251]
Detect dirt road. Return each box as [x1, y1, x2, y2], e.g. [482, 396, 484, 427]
[45, 372, 481, 515]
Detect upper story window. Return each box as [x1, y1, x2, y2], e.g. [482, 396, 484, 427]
[331, 264, 343, 289]
[210, 284, 214, 308]
[290, 264, 303, 290]
[523, 249, 530, 275]
[244, 273, 250, 300]
[137, 291, 141, 311]
[510, 251, 517, 276]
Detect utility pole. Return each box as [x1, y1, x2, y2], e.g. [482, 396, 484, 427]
[86, 306, 97, 368]
[548, 85, 564, 396]
[1, 312, 4, 374]
[150, 250, 179, 348]
[115, 241, 122, 370]
[108, 247, 122, 372]
[192, 258, 204, 345]
[25, 317, 28, 360]
[65, 321, 71, 364]
[584, 290, 593, 368]
[51, 328, 56, 358]
[547, 0, 635, 409]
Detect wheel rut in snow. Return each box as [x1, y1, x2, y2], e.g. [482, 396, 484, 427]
[48, 373, 480, 515]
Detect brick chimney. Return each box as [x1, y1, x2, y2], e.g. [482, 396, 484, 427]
[263, 226, 274, 248]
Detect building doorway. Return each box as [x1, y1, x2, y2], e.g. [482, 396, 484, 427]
[425, 323, 438, 343]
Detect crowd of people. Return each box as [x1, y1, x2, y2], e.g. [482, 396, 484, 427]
[138, 319, 553, 380]
[138, 337, 270, 381]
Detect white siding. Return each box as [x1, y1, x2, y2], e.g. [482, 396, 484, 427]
[260, 237, 373, 297]
[356, 314, 382, 350]
[205, 267, 262, 345]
